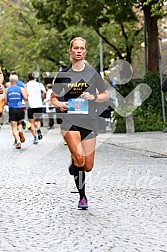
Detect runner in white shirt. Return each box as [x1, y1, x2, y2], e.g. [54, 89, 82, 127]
[26, 72, 46, 144]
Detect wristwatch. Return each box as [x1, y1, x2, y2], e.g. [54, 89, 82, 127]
[93, 93, 98, 101]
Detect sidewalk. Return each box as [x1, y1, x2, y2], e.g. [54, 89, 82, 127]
[97, 130, 167, 158]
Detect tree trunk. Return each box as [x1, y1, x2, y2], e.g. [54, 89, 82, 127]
[143, 4, 159, 72]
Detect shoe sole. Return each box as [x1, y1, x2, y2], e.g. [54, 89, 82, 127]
[16, 145, 21, 149]
[78, 205, 88, 209]
[19, 132, 25, 143]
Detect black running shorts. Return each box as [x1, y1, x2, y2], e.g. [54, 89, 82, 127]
[68, 125, 97, 140]
[9, 108, 25, 122]
[27, 107, 43, 119]
[60, 115, 98, 140]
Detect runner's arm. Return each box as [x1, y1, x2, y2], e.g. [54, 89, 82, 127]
[21, 87, 28, 101]
[50, 92, 68, 112]
[4, 88, 8, 104]
[0, 69, 4, 85]
[81, 89, 109, 103]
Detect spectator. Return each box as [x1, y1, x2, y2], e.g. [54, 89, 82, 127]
[44, 84, 55, 129]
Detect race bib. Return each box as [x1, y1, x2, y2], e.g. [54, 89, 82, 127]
[68, 98, 88, 114]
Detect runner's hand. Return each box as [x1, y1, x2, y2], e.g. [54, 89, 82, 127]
[59, 102, 68, 112]
[81, 92, 95, 100]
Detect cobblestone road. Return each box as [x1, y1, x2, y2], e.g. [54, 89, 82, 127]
[0, 126, 167, 252]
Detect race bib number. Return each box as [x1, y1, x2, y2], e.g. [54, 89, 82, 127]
[67, 98, 88, 114]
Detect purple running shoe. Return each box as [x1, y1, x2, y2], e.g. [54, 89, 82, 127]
[78, 197, 88, 209]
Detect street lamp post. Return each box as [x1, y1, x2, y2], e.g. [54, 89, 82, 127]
[158, 37, 166, 126]
[99, 34, 104, 78]
[33, 61, 41, 82]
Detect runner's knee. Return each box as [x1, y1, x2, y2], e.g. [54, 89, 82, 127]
[74, 155, 85, 167]
[84, 163, 94, 172]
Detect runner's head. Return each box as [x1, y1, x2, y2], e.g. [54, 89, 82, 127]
[9, 74, 18, 85]
[69, 37, 87, 63]
[28, 72, 36, 81]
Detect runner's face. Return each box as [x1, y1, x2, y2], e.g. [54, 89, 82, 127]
[70, 40, 86, 62]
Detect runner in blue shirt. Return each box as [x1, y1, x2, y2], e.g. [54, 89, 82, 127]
[5, 74, 28, 149]
[10, 71, 28, 141]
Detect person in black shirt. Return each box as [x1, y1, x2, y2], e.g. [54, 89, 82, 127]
[51, 37, 109, 209]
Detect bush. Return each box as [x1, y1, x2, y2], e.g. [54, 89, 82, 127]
[114, 71, 167, 133]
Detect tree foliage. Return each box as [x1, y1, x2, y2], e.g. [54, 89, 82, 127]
[0, 0, 103, 81]
[0, 0, 65, 81]
[32, 0, 142, 64]
[32, 0, 166, 71]
[0, 0, 166, 83]
[114, 71, 166, 133]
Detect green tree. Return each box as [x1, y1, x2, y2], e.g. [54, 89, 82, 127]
[0, 0, 64, 80]
[0, 0, 102, 81]
[32, 0, 166, 71]
[32, 0, 142, 64]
